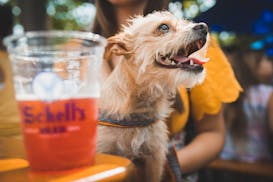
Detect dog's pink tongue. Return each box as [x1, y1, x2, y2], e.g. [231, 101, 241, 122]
[173, 56, 189, 63]
[190, 58, 206, 65]
[173, 56, 206, 65]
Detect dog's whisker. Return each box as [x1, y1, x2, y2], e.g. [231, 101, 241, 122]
[169, 51, 174, 59]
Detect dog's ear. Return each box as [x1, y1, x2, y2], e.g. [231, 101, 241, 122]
[104, 34, 132, 61]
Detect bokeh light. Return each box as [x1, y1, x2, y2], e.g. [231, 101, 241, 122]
[171, 0, 216, 19]
[12, 6, 21, 16]
[71, 3, 96, 28]
[13, 24, 24, 35]
[0, 0, 9, 5]
[46, 0, 96, 30]
[169, 2, 183, 19]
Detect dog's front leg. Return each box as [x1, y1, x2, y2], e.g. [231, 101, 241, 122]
[144, 152, 166, 182]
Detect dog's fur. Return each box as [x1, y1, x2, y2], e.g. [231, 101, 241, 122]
[97, 11, 209, 182]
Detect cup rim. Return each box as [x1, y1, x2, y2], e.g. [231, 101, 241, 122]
[3, 30, 107, 61]
[3, 30, 107, 48]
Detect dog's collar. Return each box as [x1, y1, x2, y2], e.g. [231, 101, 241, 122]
[98, 112, 158, 128]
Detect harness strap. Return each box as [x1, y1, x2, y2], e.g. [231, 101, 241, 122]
[98, 112, 158, 128]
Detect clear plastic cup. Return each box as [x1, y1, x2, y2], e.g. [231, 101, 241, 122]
[3, 31, 106, 171]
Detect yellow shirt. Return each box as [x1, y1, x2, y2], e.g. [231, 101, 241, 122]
[169, 38, 242, 134]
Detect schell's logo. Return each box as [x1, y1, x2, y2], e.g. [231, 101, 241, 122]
[22, 102, 86, 124]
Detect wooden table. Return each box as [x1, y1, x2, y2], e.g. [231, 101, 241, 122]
[0, 137, 135, 182]
[0, 154, 135, 182]
[208, 158, 273, 178]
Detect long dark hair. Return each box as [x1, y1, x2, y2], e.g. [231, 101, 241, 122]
[93, 0, 170, 38]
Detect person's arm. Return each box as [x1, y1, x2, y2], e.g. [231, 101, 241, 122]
[268, 92, 273, 132]
[176, 107, 226, 174]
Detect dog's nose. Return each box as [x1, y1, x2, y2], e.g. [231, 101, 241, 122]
[193, 23, 208, 36]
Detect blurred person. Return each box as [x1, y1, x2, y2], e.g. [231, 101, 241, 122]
[0, 4, 21, 135]
[0, 4, 13, 89]
[222, 46, 273, 162]
[0, 4, 23, 158]
[93, 0, 241, 181]
[0, 4, 13, 49]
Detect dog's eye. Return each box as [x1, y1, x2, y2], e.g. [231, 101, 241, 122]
[157, 24, 169, 34]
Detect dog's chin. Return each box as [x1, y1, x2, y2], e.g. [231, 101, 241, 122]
[174, 69, 206, 89]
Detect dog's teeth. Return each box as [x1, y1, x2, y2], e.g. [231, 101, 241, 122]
[171, 60, 176, 65]
[190, 60, 194, 65]
[197, 41, 201, 49]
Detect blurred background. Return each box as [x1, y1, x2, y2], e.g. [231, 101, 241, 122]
[0, 0, 272, 49]
[0, 0, 272, 182]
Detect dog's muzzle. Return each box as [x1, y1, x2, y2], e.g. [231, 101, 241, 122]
[155, 23, 208, 73]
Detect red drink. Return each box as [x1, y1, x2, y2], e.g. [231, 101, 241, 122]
[18, 97, 98, 171]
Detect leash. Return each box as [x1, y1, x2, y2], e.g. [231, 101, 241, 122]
[166, 144, 183, 182]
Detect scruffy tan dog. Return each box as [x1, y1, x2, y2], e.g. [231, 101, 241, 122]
[97, 11, 209, 182]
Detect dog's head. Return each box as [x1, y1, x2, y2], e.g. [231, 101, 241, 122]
[105, 11, 209, 89]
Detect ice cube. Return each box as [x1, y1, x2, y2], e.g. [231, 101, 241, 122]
[32, 72, 64, 101]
